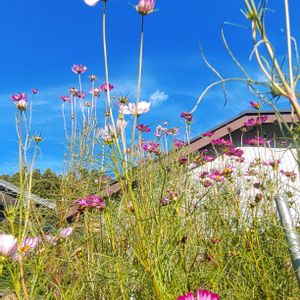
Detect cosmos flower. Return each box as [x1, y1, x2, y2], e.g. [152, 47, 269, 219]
[203, 131, 215, 137]
[177, 289, 220, 300]
[71, 64, 87, 74]
[244, 137, 268, 146]
[12, 237, 40, 261]
[77, 195, 105, 210]
[120, 101, 151, 116]
[11, 93, 27, 102]
[99, 83, 114, 92]
[32, 88, 38, 94]
[212, 138, 232, 147]
[0, 234, 17, 257]
[180, 112, 193, 124]
[136, 0, 156, 15]
[90, 88, 101, 97]
[137, 124, 151, 132]
[173, 139, 185, 148]
[141, 140, 160, 155]
[58, 227, 74, 238]
[60, 96, 71, 103]
[16, 100, 27, 111]
[250, 100, 261, 110]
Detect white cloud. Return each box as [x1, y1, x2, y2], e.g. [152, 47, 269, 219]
[149, 90, 169, 106]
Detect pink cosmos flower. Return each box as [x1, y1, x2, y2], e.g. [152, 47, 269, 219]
[280, 170, 297, 182]
[58, 227, 73, 238]
[77, 195, 105, 210]
[209, 170, 225, 182]
[11, 93, 27, 102]
[120, 101, 151, 116]
[0, 234, 17, 257]
[32, 88, 38, 94]
[181, 112, 193, 124]
[250, 100, 261, 110]
[179, 156, 188, 165]
[203, 155, 215, 162]
[203, 131, 215, 137]
[244, 137, 268, 146]
[225, 147, 244, 158]
[74, 91, 86, 99]
[13, 237, 40, 261]
[244, 118, 256, 128]
[71, 64, 87, 74]
[201, 179, 213, 187]
[99, 83, 114, 92]
[173, 139, 185, 148]
[136, 0, 155, 15]
[60, 96, 71, 103]
[141, 141, 160, 155]
[212, 138, 232, 147]
[83, 0, 101, 6]
[255, 115, 268, 125]
[177, 289, 220, 300]
[137, 124, 151, 132]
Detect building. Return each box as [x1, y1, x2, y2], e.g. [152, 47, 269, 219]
[0, 179, 56, 221]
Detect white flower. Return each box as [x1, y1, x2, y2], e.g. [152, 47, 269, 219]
[0, 234, 17, 257]
[120, 101, 151, 116]
[83, 0, 101, 6]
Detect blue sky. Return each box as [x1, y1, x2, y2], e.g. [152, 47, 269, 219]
[1, 0, 299, 174]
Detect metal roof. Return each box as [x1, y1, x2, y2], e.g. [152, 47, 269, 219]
[0, 179, 56, 209]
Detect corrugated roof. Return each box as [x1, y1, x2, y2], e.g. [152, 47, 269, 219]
[0, 179, 56, 209]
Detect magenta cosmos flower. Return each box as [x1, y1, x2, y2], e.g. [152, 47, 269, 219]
[181, 112, 193, 124]
[71, 64, 87, 74]
[60, 95, 71, 103]
[99, 83, 114, 92]
[137, 124, 151, 132]
[11, 93, 27, 102]
[250, 100, 261, 110]
[0, 234, 18, 257]
[177, 289, 220, 300]
[136, 0, 155, 15]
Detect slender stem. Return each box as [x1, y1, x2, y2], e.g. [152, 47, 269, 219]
[130, 16, 144, 169]
[285, 0, 294, 91]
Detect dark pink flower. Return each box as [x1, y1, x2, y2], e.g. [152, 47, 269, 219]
[71, 64, 87, 74]
[244, 118, 256, 128]
[212, 138, 232, 147]
[244, 137, 268, 146]
[209, 170, 225, 182]
[280, 170, 297, 182]
[203, 131, 215, 137]
[32, 88, 38, 94]
[201, 179, 213, 187]
[173, 139, 185, 148]
[177, 289, 220, 300]
[256, 115, 268, 125]
[137, 124, 151, 133]
[136, 0, 155, 15]
[60, 96, 71, 103]
[141, 141, 160, 155]
[250, 100, 261, 110]
[77, 195, 105, 210]
[11, 93, 27, 102]
[160, 197, 169, 206]
[225, 147, 244, 158]
[75, 91, 86, 99]
[179, 156, 188, 165]
[203, 155, 215, 162]
[99, 83, 114, 92]
[180, 112, 193, 124]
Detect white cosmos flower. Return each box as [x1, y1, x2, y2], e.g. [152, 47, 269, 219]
[0, 234, 17, 257]
[83, 0, 101, 6]
[120, 101, 151, 116]
[98, 121, 127, 144]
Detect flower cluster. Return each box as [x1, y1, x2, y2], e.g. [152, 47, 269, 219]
[244, 115, 268, 128]
[180, 112, 193, 124]
[11, 93, 27, 111]
[0, 228, 73, 261]
[141, 140, 160, 155]
[212, 138, 232, 147]
[77, 195, 106, 210]
[244, 136, 268, 146]
[177, 288, 220, 300]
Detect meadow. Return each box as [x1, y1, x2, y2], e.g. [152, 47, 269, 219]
[1, 1, 300, 299]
